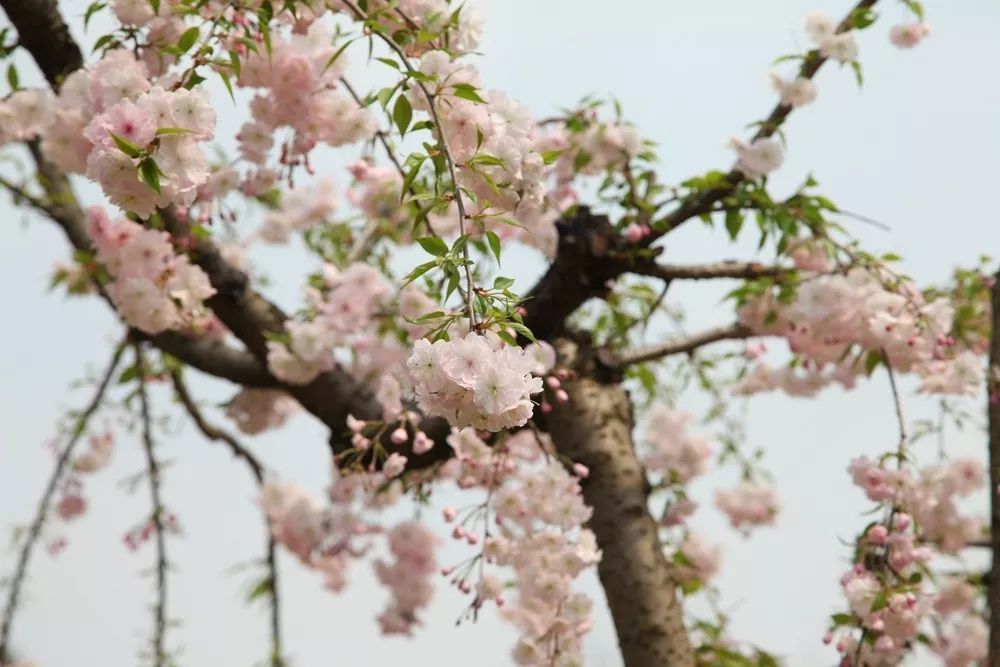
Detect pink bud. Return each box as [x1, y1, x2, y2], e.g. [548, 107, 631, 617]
[866, 525, 888, 545]
[624, 223, 645, 243]
[546, 376, 561, 389]
[390, 427, 408, 445]
[459, 580, 471, 594]
[555, 389, 569, 403]
[822, 632, 833, 645]
[346, 414, 366, 433]
[440, 566, 453, 576]
[452, 525, 465, 539]
[465, 532, 479, 545]
[836, 640, 846, 653]
[443, 507, 458, 522]
[412, 431, 434, 454]
[541, 403, 553, 414]
[495, 593, 505, 607]
[893, 513, 911, 531]
[572, 463, 590, 478]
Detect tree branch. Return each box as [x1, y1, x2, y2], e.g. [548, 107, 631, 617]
[630, 261, 789, 282]
[0, 335, 128, 663]
[135, 345, 169, 667]
[613, 322, 754, 368]
[0, 165, 278, 388]
[168, 370, 284, 666]
[987, 268, 1000, 665]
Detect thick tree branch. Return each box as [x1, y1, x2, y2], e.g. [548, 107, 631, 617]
[613, 322, 754, 368]
[546, 338, 695, 667]
[0, 164, 277, 387]
[0, 336, 127, 663]
[0, 0, 81, 88]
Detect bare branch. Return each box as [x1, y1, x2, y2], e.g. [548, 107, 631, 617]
[169, 371, 264, 482]
[135, 345, 169, 667]
[631, 261, 790, 282]
[0, 335, 128, 662]
[168, 371, 283, 665]
[613, 322, 754, 368]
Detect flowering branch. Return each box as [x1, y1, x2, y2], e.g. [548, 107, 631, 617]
[650, 0, 880, 240]
[0, 335, 127, 662]
[613, 322, 755, 368]
[134, 345, 169, 667]
[169, 371, 283, 666]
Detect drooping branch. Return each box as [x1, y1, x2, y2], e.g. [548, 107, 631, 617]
[613, 322, 754, 368]
[168, 370, 283, 666]
[135, 345, 169, 667]
[987, 268, 1000, 664]
[545, 338, 695, 667]
[1, 159, 277, 388]
[0, 335, 128, 663]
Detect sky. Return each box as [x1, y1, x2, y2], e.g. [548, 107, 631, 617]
[2, 0, 1000, 665]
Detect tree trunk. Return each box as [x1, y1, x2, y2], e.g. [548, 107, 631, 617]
[987, 269, 1000, 664]
[546, 338, 695, 667]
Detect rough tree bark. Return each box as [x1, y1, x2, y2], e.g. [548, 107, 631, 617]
[987, 268, 1000, 664]
[547, 338, 695, 667]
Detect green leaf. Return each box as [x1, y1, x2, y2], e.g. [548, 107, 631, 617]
[227, 49, 242, 78]
[450, 82, 485, 104]
[540, 149, 563, 165]
[485, 230, 501, 265]
[507, 322, 536, 342]
[403, 260, 438, 285]
[6, 63, 18, 90]
[492, 276, 514, 291]
[830, 613, 854, 626]
[139, 157, 162, 194]
[155, 127, 192, 136]
[110, 133, 143, 158]
[850, 61, 864, 88]
[218, 70, 235, 102]
[117, 365, 140, 384]
[469, 153, 505, 167]
[177, 26, 200, 53]
[416, 236, 448, 256]
[393, 94, 412, 137]
[84, 2, 105, 29]
[851, 7, 878, 29]
[183, 71, 206, 89]
[870, 592, 888, 612]
[148, 0, 159, 15]
[375, 56, 400, 70]
[246, 576, 273, 603]
[864, 350, 880, 376]
[92, 33, 115, 52]
[724, 209, 744, 240]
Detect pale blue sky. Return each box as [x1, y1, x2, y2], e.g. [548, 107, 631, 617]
[2, 1, 999, 665]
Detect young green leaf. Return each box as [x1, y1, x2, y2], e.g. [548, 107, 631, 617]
[416, 236, 448, 256]
[177, 26, 200, 53]
[110, 133, 143, 158]
[139, 157, 163, 194]
[393, 94, 412, 137]
[486, 230, 502, 265]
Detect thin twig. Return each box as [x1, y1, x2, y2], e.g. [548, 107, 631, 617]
[630, 261, 791, 282]
[612, 322, 754, 368]
[168, 371, 283, 666]
[135, 345, 168, 667]
[342, 0, 477, 325]
[0, 335, 128, 662]
[169, 371, 264, 482]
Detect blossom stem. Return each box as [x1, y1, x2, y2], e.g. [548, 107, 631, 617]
[0, 335, 128, 662]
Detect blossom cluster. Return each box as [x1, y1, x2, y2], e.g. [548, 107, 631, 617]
[1, 49, 217, 217]
[438, 428, 601, 666]
[236, 22, 376, 165]
[86, 207, 216, 334]
[374, 521, 439, 635]
[407, 332, 549, 431]
[267, 262, 393, 384]
[736, 266, 983, 397]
